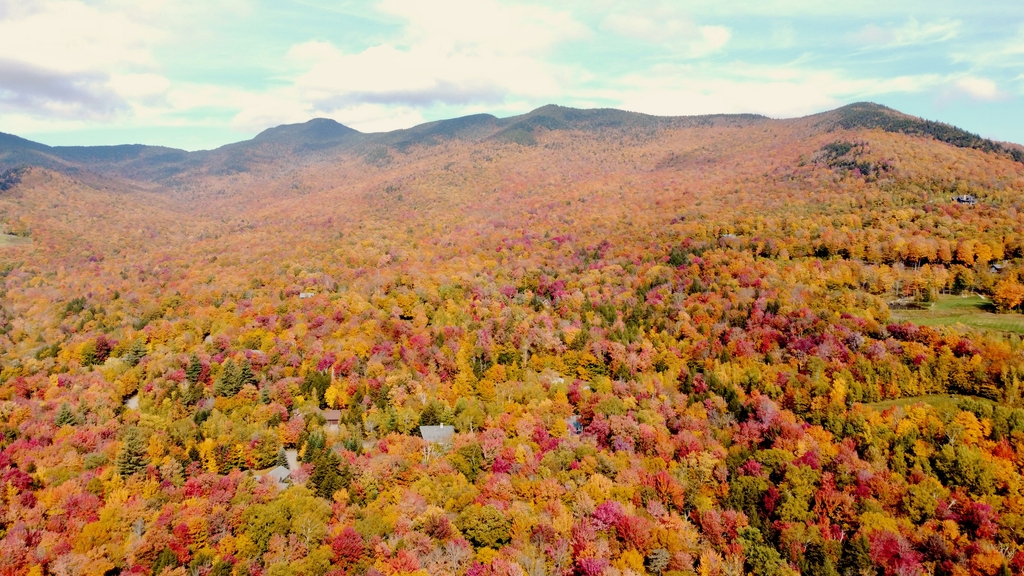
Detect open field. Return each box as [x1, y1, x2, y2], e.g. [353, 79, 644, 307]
[0, 233, 30, 247]
[865, 393, 994, 412]
[890, 294, 1024, 334]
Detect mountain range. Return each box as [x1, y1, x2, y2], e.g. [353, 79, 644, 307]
[3, 102, 1020, 186]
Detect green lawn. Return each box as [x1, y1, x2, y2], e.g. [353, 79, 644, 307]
[864, 393, 991, 412]
[890, 294, 1024, 334]
[0, 233, 31, 247]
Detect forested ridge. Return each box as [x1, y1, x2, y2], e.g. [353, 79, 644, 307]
[1, 104, 1023, 576]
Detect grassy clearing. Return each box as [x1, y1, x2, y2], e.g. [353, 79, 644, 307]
[0, 233, 31, 247]
[890, 294, 1024, 334]
[865, 394, 995, 412]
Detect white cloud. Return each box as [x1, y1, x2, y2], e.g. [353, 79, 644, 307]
[952, 26, 1024, 68]
[318, 104, 425, 134]
[227, 0, 591, 132]
[620, 87, 832, 119]
[698, 26, 732, 54]
[613, 63, 947, 119]
[0, 1, 157, 73]
[0, 0, 164, 119]
[851, 18, 960, 48]
[0, 113, 91, 137]
[379, 0, 589, 55]
[288, 41, 564, 105]
[108, 74, 172, 101]
[582, 0, 999, 19]
[3, 0, 1019, 149]
[154, 76, 426, 135]
[950, 76, 1006, 101]
[599, 9, 730, 57]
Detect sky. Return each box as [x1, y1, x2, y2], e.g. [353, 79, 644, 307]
[1, 0, 1023, 151]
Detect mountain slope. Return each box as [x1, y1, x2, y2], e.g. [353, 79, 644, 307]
[2, 99, 1024, 576]
[821, 102, 1024, 163]
[1, 102, 1020, 186]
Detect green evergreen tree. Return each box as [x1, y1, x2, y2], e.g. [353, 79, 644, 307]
[214, 359, 240, 397]
[116, 427, 148, 478]
[183, 381, 203, 406]
[276, 448, 289, 469]
[55, 403, 77, 427]
[302, 371, 331, 408]
[802, 540, 839, 576]
[152, 548, 178, 575]
[418, 400, 446, 427]
[239, 359, 257, 388]
[303, 430, 326, 463]
[309, 450, 350, 499]
[123, 339, 147, 367]
[185, 353, 203, 385]
[838, 535, 874, 576]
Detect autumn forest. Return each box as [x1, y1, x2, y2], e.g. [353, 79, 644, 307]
[1, 102, 1024, 576]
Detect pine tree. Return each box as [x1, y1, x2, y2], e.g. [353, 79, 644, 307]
[123, 339, 147, 367]
[239, 359, 257, 388]
[276, 448, 289, 469]
[214, 359, 240, 397]
[116, 427, 148, 478]
[54, 403, 76, 427]
[185, 353, 203, 385]
[309, 450, 346, 499]
[152, 548, 178, 574]
[419, 401, 444, 427]
[303, 430, 326, 463]
[838, 535, 873, 576]
[803, 540, 839, 576]
[184, 382, 203, 406]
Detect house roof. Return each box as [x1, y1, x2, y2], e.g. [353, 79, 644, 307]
[267, 466, 291, 482]
[420, 425, 455, 444]
[323, 409, 341, 421]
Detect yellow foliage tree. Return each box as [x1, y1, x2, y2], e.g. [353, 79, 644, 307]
[993, 277, 1024, 311]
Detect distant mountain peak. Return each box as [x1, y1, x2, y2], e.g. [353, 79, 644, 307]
[822, 101, 1023, 164]
[252, 117, 360, 144]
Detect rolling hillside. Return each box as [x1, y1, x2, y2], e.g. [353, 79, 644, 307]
[1, 103, 1023, 576]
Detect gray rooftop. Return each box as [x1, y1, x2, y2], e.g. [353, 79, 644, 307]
[267, 465, 291, 483]
[419, 425, 455, 444]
